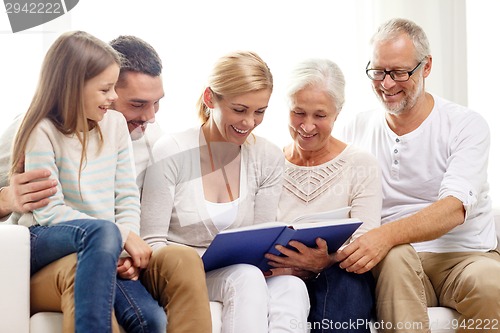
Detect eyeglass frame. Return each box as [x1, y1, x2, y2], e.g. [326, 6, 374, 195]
[365, 60, 424, 82]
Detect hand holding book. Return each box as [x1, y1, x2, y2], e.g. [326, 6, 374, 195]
[202, 207, 361, 272]
[264, 236, 336, 277]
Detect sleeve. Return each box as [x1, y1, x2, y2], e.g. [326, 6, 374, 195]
[348, 150, 382, 240]
[113, 117, 141, 242]
[253, 140, 285, 224]
[24, 123, 94, 226]
[0, 117, 20, 221]
[0, 119, 19, 188]
[140, 134, 179, 251]
[439, 112, 490, 212]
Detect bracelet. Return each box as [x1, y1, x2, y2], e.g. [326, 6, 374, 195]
[304, 271, 321, 281]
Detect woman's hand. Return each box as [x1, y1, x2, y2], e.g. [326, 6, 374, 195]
[264, 238, 336, 274]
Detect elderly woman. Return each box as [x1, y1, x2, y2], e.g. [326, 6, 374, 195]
[266, 58, 381, 333]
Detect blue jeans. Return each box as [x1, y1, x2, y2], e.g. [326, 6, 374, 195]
[30, 219, 167, 332]
[306, 264, 375, 333]
[115, 278, 167, 333]
[30, 219, 122, 333]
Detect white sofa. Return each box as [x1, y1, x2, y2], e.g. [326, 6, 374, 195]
[0, 224, 222, 333]
[1, 210, 499, 333]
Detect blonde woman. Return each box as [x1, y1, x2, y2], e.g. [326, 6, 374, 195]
[141, 51, 310, 332]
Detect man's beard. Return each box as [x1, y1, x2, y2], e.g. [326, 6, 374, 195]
[375, 82, 423, 116]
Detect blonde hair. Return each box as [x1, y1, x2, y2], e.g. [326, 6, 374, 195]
[11, 31, 121, 180]
[196, 51, 273, 124]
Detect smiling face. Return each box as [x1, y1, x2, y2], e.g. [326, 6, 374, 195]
[112, 71, 165, 140]
[370, 34, 430, 115]
[83, 63, 120, 123]
[205, 88, 271, 145]
[288, 85, 338, 153]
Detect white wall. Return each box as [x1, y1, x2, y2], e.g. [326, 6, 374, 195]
[0, 0, 377, 149]
[0, 0, 497, 204]
[466, 0, 500, 206]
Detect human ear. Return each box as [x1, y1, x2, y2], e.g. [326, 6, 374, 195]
[333, 110, 340, 122]
[203, 87, 215, 109]
[423, 56, 433, 78]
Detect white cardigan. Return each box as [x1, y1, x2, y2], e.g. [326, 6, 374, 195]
[140, 127, 285, 254]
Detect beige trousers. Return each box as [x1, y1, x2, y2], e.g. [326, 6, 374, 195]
[30, 245, 212, 333]
[372, 244, 500, 333]
[141, 245, 212, 333]
[30, 254, 118, 333]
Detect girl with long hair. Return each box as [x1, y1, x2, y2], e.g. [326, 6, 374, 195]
[11, 31, 164, 333]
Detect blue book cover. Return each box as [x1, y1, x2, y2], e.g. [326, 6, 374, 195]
[202, 207, 361, 272]
[202, 223, 288, 272]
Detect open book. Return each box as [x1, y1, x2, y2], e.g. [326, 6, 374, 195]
[202, 207, 361, 272]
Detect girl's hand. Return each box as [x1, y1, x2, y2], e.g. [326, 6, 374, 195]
[123, 232, 152, 269]
[117, 257, 141, 280]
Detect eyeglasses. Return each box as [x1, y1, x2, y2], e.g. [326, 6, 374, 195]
[365, 61, 423, 82]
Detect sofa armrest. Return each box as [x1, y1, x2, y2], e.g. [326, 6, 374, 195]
[0, 225, 30, 333]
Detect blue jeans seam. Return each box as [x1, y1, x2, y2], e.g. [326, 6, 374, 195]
[116, 280, 149, 333]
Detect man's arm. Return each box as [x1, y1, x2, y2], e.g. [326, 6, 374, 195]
[336, 196, 465, 274]
[0, 115, 56, 219]
[0, 169, 57, 219]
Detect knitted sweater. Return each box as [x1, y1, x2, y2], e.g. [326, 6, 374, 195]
[11, 110, 140, 245]
[278, 144, 382, 241]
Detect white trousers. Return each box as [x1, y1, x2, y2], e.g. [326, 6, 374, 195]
[206, 264, 310, 333]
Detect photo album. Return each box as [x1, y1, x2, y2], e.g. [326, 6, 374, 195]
[202, 207, 361, 272]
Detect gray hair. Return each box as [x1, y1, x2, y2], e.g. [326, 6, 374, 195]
[286, 58, 345, 112]
[371, 18, 431, 62]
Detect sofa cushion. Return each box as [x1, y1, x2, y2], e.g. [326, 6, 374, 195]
[29, 302, 223, 333]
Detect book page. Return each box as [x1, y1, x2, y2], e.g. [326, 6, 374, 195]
[290, 206, 351, 224]
[286, 219, 362, 252]
[218, 221, 286, 234]
[292, 217, 360, 230]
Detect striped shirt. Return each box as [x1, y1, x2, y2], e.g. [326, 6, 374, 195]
[17, 110, 140, 244]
